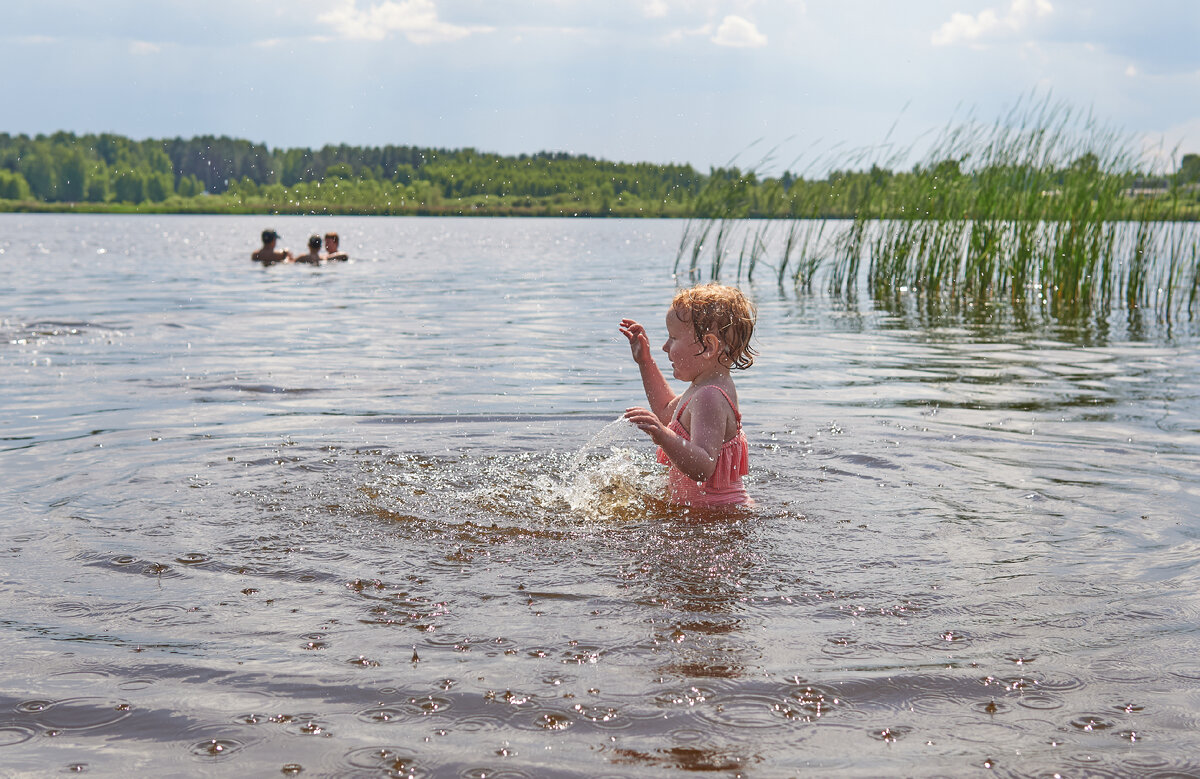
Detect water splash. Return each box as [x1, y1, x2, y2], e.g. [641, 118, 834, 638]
[562, 415, 641, 479]
[279, 418, 667, 527]
[541, 416, 666, 520]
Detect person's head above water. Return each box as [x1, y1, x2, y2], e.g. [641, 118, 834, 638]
[307, 234, 322, 252]
[323, 232, 339, 251]
[669, 283, 757, 370]
[261, 229, 280, 245]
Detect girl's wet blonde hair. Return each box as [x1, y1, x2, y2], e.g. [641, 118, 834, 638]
[671, 283, 757, 370]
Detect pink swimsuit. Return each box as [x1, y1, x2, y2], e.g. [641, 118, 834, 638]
[656, 386, 751, 507]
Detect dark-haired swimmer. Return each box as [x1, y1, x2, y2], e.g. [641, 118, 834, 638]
[251, 229, 293, 265]
[293, 234, 324, 265]
[323, 232, 349, 262]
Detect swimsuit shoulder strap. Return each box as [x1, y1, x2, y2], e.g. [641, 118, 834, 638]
[678, 385, 741, 422]
[707, 385, 741, 423]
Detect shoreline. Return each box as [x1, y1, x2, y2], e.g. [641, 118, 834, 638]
[2, 200, 1197, 221]
[0, 200, 681, 219]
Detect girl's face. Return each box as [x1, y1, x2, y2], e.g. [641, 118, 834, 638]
[662, 306, 709, 381]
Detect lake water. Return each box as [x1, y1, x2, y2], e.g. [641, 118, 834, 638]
[2, 213, 1199, 777]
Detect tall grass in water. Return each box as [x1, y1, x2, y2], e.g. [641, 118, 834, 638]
[676, 95, 1200, 322]
[673, 164, 756, 280]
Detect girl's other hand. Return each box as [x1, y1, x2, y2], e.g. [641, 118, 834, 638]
[624, 406, 669, 446]
[619, 318, 652, 365]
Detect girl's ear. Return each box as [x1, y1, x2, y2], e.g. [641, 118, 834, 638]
[701, 332, 721, 358]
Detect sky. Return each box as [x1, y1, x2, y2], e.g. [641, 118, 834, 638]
[4, 0, 1199, 173]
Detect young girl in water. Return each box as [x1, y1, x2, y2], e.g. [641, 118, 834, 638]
[621, 283, 756, 508]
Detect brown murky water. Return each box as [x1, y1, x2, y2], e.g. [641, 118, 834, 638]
[2, 214, 1199, 777]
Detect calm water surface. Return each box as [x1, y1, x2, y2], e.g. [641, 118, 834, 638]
[2, 214, 1199, 777]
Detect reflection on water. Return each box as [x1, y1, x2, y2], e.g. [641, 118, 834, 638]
[1, 214, 1199, 776]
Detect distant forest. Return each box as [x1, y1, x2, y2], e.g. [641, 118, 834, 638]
[1, 131, 1198, 218]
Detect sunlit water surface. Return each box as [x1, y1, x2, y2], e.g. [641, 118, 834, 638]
[2, 214, 1199, 777]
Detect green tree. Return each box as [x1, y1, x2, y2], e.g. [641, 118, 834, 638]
[57, 149, 88, 202]
[177, 174, 204, 197]
[145, 170, 174, 202]
[94, 133, 131, 166]
[0, 170, 33, 200]
[18, 151, 57, 200]
[86, 176, 110, 202]
[113, 168, 146, 203]
[393, 164, 414, 185]
[1177, 154, 1200, 185]
[1069, 152, 1100, 175]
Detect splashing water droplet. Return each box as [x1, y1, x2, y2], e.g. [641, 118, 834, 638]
[536, 415, 663, 519]
[562, 416, 640, 478]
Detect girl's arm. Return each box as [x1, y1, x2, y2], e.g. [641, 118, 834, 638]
[619, 318, 674, 422]
[624, 389, 730, 482]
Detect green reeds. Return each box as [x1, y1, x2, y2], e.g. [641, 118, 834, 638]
[675, 93, 1200, 323]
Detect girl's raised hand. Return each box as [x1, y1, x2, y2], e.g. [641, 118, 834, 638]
[619, 318, 652, 365]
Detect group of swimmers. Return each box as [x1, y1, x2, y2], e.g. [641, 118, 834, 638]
[251, 229, 348, 266]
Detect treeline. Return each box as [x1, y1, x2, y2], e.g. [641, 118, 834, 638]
[0, 131, 1197, 218]
[0, 131, 707, 216]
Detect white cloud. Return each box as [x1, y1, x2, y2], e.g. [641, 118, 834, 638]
[661, 22, 712, 45]
[1125, 64, 1138, 77]
[932, 0, 1052, 46]
[317, 0, 491, 44]
[642, 0, 669, 19]
[711, 15, 767, 48]
[129, 40, 162, 55]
